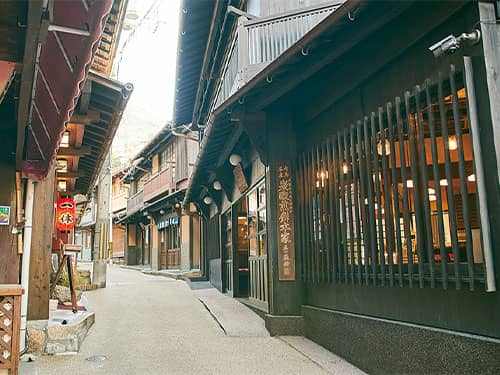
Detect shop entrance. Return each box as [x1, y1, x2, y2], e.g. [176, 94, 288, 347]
[223, 181, 268, 310]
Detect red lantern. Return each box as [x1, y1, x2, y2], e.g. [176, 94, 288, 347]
[56, 198, 76, 232]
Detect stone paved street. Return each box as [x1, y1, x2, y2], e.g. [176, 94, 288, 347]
[27, 265, 363, 375]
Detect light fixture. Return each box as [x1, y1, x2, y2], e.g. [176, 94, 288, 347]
[342, 163, 349, 174]
[448, 135, 458, 151]
[377, 139, 391, 156]
[315, 170, 328, 188]
[203, 196, 213, 205]
[60, 130, 70, 148]
[229, 154, 242, 166]
[159, 209, 165, 215]
[439, 179, 448, 186]
[428, 188, 436, 195]
[143, 211, 148, 216]
[429, 194, 437, 202]
[57, 180, 67, 191]
[467, 174, 476, 182]
[174, 202, 181, 209]
[56, 159, 68, 173]
[406, 180, 414, 188]
[213, 181, 222, 190]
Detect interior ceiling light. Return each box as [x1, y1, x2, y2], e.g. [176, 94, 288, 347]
[60, 130, 70, 148]
[467, 174, 476, 182]
[439, 179, 448, 186]
[57, 180, 67, 191]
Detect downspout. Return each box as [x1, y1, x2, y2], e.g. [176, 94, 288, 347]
[20, 180, 35, 352]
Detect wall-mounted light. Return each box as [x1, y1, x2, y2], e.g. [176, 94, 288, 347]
[448, 135, 458, 151]
[143, 211, 148, 216]
[315, 170, 328, 188]
[60, 130, 70, 148]
[203, 196, 213, 205]
[174, 202, 181, 209]
[213, 181, 222, 191]
[57, 180, 67, 191]
[229, 154, 242, 166]
[159, 209, 165, 215]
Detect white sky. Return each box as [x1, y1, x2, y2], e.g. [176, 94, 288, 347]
[111, 0, 180, 164]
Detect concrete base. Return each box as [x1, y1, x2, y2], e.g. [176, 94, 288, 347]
[265, 314, 304, 336]
[27, 310, 95, 355]
[303, 305, 500, 374]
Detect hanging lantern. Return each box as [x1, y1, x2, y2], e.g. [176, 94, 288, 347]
[56, 198, 76, 232]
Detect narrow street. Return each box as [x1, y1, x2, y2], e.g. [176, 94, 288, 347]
[29, 266, 362, 375]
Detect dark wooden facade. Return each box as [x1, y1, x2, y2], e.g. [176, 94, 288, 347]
[183, 1, 500, 372]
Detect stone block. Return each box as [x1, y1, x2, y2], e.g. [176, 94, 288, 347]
[27, 327, 46, 353]
[265, 314, 304, 336]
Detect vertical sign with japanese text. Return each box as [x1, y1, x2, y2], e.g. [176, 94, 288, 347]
[56, 198, 76, 232]
[277, 162, 295, 280]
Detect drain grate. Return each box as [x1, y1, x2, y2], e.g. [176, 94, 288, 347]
[86, 355, 107, 362]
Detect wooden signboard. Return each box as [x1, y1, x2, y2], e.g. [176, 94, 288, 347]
[277, 162, 295, 280]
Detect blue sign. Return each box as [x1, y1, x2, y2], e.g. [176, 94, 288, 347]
[157, 216, 179, 230]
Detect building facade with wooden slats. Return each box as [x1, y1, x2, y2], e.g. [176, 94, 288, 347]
[119, 124, 201, 272]
[179, 0, 500, 373]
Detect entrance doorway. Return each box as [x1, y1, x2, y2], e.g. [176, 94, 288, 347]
[223, 181, 268, 310]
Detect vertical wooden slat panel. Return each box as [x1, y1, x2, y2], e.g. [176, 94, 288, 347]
[321, 142, 332, 283]
[395, 97, 414, 287]
[379, 107, 396, 287]
[405, 91, 425, 287]
[387, 102, 404, 287]
[337, 135, 348, 283]
[425, 80, 448, 289]
[351, 125, 363, 284]
[363, 117, 378, 285]
[357, 120, 370, 285]
[437, 72, 461, 289]
[326, 139, 338, 282]
[344, 129, 355, 284]
[297, 154, 306, 281]
[370, 113, 386, 285]
[414, 86, 436, 288]
[450, 66, 474, 290]
[315, 143, 325, 282]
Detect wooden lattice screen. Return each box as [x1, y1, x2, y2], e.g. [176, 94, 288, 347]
[0, 285, 22, 375]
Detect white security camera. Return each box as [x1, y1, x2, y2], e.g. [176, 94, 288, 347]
[428, 30, 481, 58]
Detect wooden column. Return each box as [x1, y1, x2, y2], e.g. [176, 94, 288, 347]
[28, 166, 56, 320]
[0, 161, 18, 284]
[266, 107, 304, 316]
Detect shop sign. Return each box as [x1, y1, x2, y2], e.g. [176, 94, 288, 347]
[56, 198, 76, 232]
[277, 162, 295, 280]
[157, 216, 179, 230]
[0, 206, 10, 225]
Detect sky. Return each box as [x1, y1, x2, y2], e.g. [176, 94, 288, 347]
[111, 0, 181, 165]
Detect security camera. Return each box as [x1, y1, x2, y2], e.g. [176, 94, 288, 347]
[429, 30, 481, 58]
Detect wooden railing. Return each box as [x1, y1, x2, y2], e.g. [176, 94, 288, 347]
[112, 193, 128, 213]
[213, 3, 342, 108]
[143, 168, 174, 203]
[249, 255, 268, 310]
[0, 285, 22, 375]
[126, 190, 143, 216]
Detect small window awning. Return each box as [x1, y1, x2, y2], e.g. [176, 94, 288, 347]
[22, 0, 113, 180]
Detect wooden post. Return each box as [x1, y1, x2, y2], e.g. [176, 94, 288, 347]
[28, 166, 55, 320]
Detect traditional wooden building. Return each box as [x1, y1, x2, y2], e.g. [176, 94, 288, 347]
[180, 0, 500, 372]
[121, 125, 200, 272]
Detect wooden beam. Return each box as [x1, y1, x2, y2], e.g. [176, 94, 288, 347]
[78, 79, 92, 114]
[238, 110, 268, 165]
[215, 123, 243, 168]
[56, 170, 86, 178]
[16, 0, 44, 168]
[70, 110, 101, 124]
[57, 145, 92, 156]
